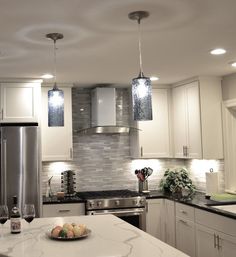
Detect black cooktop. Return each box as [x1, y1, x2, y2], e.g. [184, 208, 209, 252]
[76, 190, 141, 199]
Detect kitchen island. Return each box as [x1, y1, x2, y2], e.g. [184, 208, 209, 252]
[0, 215, 188, 257]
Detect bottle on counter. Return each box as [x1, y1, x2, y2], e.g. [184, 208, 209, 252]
[10, 196, 21, 234]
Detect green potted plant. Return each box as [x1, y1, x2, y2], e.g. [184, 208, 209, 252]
[160, 168, 195, 197]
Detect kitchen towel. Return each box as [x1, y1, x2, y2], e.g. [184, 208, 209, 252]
[205, 171, 219, 196]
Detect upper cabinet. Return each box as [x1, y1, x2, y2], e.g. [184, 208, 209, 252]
[41, 86, 73, 161]
[130, 88, 172, 158]
[0, 82, 41, 123]
[172, 77, 223, 159]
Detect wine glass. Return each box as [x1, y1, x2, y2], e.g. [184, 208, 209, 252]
[0, 205, 8, 237]
[23, 204, 35, 230]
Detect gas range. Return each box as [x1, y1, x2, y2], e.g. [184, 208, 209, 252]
[77, 190, 146, 210]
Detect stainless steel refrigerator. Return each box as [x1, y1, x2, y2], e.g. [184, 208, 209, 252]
[0, 124, 40, 217]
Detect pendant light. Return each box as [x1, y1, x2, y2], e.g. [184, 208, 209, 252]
[129, 11, 152, 121]
[46, 32, 64, 127]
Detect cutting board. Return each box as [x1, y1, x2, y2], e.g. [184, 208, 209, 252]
[210, 193, 236, 202]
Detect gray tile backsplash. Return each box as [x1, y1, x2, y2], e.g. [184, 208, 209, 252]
[42, 87, 225, 195]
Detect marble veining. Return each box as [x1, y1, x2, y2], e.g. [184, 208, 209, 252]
[0, 215, 189, 257]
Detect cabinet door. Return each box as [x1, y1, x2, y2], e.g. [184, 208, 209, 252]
[185, 82, 202, 158]
[172, 85, 187, 158]
[0, 82, 40, 122]
[219, 231, 236, 257]
[172, 82, 202, 158]
[163, 199, 176, 247]
[41, 87, 73, 161]
[146, 199, 164, 240]
[130, 88, 171, 158]
[176, 217, 196, 257]
[195, 224, 219, 257]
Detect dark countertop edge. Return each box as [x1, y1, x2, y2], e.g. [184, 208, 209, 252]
[144, 191, 236, 220]
[43, 191, 236, 220]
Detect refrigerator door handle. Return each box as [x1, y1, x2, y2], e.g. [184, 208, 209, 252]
[2, 139, 7, 204]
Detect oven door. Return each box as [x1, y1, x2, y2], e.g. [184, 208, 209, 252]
[87, 208, 146, 231]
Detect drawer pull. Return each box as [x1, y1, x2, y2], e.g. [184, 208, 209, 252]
[58, 209, 71, 213]
[180, 210, 187, 214]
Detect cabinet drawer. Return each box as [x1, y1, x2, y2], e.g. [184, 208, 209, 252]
[176, 203, 195, 221]
[195, 208, 236, 237]
[43, 203, 85, 217]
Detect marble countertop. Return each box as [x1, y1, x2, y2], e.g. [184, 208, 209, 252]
[0, 215, 188, 257]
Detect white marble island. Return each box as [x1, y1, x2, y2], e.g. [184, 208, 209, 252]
[0, 215, 188, 257]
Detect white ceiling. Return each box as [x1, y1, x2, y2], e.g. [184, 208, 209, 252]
[1, 0, 236, 86]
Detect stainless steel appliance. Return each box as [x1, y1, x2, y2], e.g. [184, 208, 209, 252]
[0, 123, 40, 217]
[78, 190, 146, 231]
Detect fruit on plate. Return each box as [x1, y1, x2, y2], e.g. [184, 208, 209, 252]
[51, 223, 87, 238]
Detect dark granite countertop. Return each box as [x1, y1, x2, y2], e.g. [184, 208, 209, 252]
[43, 190, 236, 220]
[142, 190, 236, 220]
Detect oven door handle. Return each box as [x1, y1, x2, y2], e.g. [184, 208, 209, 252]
[88, 208, 145, 217]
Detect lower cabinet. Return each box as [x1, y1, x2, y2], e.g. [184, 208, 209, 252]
[163, 199, 176, 247]
[195, 209, 236, 257]
[175, 203, 196, 257]
[146, 199, 164, 240]
[42, 203, 85, 217]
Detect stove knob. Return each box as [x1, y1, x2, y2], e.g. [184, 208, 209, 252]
[133, 199, 138, 205]
[115, 200, 120, 206]
[139, 199, 145, 205]
[97, 201, 102, 207]
[88, 201, 95, 208]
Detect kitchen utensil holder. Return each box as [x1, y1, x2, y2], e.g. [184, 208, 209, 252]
[139, 180, 149, 193]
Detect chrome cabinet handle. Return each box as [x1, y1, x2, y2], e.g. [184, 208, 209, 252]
[214, 233, 217, 248]
[183, 146, 188, 156]
[58, 209, 71, 213]
[217, 235, 221, 250]
[1, 109, 3, 120]
[70, 148, 73, 159]
[141, 146, 143, 157]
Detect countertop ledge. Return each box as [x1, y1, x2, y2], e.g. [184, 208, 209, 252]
[43, 191, 236, 220]
[0, 215, 189, 257]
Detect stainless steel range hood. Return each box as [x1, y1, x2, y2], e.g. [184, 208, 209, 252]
[76, 88, 136, 134]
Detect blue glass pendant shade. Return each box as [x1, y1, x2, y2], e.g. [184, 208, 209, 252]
[132, 76, 152, 121]
[48, 88, 64, 127]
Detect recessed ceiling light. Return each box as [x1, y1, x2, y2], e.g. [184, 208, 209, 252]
[230, 62, 236, 67]
[210, 48, 226, 55]
[41, 73, 54, 79]
[150, 76, 159, 81]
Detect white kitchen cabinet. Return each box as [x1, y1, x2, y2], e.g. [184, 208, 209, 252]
[0, 82, 41, 123]
[162, 199, 176, 247]
[146, 199, 164, 240]
[41, 86, 73, 161]
[172, 77, 223, 159]
[175, 203, 196, 257]
[130, 88, 172, 158]
[172, 81, 201, 158]
[195, 208, 236, 257]
[42, 203, 85, 217]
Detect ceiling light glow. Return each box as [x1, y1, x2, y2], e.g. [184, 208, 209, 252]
[150, 76, 159, 81]
[231, 62, 236, 67]
[210, 48, 226, 55]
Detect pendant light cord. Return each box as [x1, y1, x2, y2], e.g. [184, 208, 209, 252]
[138, 18, 144, 77]
[53, 39, 58, 90]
